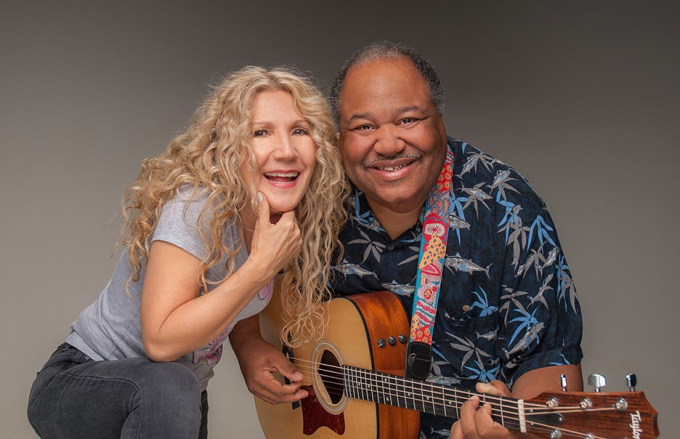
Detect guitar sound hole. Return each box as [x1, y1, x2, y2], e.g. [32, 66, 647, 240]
[319, 349, 344, 404]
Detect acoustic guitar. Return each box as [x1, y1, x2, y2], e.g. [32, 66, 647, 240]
[255, 289, 659, 438]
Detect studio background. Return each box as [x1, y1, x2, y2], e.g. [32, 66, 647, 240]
[2, 1, 677, 437]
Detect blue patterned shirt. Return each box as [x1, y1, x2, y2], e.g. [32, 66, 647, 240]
[330, 138, 583, 438]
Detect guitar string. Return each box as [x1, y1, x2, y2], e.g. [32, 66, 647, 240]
[291, 357, 546, 410]
[297, 359, 616, 422]
[295, 358, 541, 411]
[288, 359, 610, 439]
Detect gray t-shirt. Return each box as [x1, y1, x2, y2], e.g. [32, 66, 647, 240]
[66, 189, 273, 391]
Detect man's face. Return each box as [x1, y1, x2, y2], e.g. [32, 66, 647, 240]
[337, 56, 448, 218]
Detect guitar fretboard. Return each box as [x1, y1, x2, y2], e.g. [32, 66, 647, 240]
[342, 364, 523, 431]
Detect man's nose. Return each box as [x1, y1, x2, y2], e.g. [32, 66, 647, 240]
[373, 124, 405, 157]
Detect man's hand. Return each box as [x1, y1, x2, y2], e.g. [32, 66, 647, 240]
[450, 381, 519, 439]
[230, 316, 308, 404]
[449, 365, 581, 438]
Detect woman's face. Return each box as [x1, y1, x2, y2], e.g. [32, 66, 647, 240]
[246, 90, 317, 216]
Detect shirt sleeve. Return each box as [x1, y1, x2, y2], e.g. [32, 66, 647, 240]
[152, 189, 211, 261]
[495, 194, 583, 387]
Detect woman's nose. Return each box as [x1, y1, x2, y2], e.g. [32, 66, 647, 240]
[273, 134, 298, 160]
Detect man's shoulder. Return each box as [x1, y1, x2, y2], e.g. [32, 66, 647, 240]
[446, 136, 546, 210]
[447, 137, 509, 173]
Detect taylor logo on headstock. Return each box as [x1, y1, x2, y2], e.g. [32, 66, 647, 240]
[630, 410, 643, 438]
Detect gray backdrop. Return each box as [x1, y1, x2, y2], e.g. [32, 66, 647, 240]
[2, 1, 677, 438]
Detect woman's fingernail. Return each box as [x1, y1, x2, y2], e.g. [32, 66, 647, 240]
[257, 192, 263, 202]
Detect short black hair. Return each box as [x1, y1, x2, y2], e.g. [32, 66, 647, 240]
[329, 41, 445, 123]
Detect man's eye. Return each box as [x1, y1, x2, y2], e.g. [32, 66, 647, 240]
[354, 125, 374, 131]
[399, 117, 418, 125]
[252, 129, 268, 137]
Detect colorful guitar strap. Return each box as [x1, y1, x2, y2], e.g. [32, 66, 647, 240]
[406, 149, 454, 380]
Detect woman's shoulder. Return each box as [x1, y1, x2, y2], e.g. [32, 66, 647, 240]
[157, 185, 214, 229]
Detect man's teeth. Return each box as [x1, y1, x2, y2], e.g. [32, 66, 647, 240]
[379, 164, 405, 172]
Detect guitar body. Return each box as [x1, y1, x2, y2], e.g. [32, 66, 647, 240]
[255, 289, 420, 439]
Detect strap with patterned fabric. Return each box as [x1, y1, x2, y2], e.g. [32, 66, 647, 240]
[406, 149, 454, 380]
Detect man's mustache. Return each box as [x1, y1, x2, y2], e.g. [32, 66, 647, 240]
[364, 154, 421, 167]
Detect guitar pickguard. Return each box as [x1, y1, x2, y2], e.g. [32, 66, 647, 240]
[301, 385, 345, 435]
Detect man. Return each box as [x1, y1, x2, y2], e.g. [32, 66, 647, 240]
[231, 42, 583, 439]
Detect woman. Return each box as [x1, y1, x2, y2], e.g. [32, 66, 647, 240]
[27, 66, 348, 438]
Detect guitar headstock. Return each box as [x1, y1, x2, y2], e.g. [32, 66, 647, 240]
[525, 389, 658, 438]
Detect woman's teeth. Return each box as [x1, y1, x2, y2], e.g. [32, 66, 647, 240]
[265, 172, 298, 182]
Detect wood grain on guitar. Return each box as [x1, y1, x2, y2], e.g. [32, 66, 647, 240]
[255, 288, 659, 439]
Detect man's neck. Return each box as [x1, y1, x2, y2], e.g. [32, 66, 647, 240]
[370, 201, 425, 240]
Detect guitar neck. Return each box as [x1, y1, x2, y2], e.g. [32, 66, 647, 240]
[342, 365, 524, 431]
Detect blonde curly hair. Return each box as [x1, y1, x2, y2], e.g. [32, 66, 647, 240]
[118, 65, 348, 347]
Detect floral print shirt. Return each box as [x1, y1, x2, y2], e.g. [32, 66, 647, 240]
[330, 138, 583, 438]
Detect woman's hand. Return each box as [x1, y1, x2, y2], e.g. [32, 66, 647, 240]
[247, 193, 302, 281]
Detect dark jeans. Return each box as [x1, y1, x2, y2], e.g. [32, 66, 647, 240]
[28, 343, 208, 438]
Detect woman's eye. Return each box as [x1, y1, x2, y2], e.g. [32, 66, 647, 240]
[292, 127, 309, 135]
[252, 129, 268, 137]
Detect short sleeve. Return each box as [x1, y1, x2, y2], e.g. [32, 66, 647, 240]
[152, 189, 211, 261]
[496, 204, 583, 386]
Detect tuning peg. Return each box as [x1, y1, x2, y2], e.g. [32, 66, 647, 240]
[587, 373, 606, 392]
[626, 373, 637, 391]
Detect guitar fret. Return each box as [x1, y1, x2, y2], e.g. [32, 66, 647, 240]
[425, 382, 435, 415]
[446, 387, 462, 420]
[453, 390, 459, 419]
[358, 368, 366, 402]
[390, 374, 403, 408]
[383, 373, 391, 406]
[441, 384, 447, 417]
[361, 368, 369, 402]
[366, 369, 375, 403]
[426, 382, 444, 417]
[345, 366, 355, 400]
[414, 379, 422, 411]
[407, 377, 416, 410]
[394, 375, 406, 408]
[378, 372, 386, 405]
[491, 397, 521, 432]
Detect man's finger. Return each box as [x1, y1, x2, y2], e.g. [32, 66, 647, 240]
[474, 402, 493, 434]
[450, 420, 464, 439]
[475, 381, 509, 397]
[460, 395, 480, 438]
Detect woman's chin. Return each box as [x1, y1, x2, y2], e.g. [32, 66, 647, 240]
[267, 201, 298, 217]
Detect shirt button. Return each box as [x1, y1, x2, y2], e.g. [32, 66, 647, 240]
[462, 305, 470, 312]
[387, 246, 394, 251]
